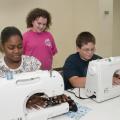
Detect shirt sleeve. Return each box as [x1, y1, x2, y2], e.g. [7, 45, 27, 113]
[49, 32, 57, 55]
[63, 57, 80, 80]
[51, 40, 57, 55]
[31, 56, 42, 70]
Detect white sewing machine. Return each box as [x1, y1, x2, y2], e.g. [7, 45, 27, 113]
[0, 70, 70, 120]
[85, 56, 120, 102]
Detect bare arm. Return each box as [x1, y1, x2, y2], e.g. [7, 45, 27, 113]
[69, 76, 86, 88]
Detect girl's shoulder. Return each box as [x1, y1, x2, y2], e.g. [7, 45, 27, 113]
[22, 55, 37, 62]
[22, 55, 41, 65]
[21, 55, 41, 71]
[43, 31, 53, 36]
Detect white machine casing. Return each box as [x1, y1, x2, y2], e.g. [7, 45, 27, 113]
[0, 70, 69, 120]
[85, 56, 120, 102]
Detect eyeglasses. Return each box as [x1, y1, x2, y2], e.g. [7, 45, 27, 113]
[81, 48, 96, 52]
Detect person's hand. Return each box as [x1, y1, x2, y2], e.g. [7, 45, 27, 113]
[113, 74, 120, 85]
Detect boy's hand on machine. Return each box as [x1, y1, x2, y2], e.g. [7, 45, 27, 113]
[113, 74, 120, 85]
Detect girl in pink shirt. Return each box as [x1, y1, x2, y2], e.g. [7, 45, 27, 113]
[23, 8, 57, 70]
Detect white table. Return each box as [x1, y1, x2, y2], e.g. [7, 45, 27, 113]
[50, 89, 120, 120]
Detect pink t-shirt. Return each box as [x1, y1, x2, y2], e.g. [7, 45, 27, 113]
[23, 30, 57, 70]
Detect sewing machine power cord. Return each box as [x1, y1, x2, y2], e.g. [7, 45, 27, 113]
[67, 89, 96, 100]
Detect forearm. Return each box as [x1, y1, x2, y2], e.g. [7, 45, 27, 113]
[69, 76, 86, 88]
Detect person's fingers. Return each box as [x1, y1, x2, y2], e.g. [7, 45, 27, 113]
[113, 77, 120, 85]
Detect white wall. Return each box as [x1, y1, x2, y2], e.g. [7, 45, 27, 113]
[0, 0, 119, 68]
[113, 0, 120, 56]
[98, 0, 113, 57]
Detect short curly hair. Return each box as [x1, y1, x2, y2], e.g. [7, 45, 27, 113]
[26, 8, 52, 30]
